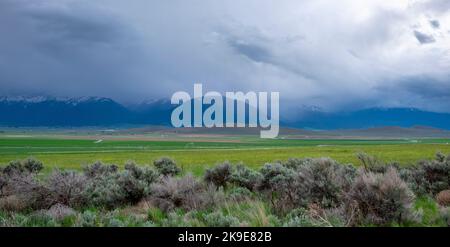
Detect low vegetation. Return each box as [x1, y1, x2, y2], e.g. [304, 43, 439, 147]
[1, 153, 450, 227]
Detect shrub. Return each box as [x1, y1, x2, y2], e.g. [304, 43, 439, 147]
[345, 168, 416, 226]
[258, 163, 296, 192]
[204, 211, 240, 227]
[2, 158, 43, 176]
[116, 172, 148, 204]
[440, 207, 450, 227]
[4, 173, 51, 210]
[295, 158, 356, 208]
[257, 163, 298, 214]
[4, 155, 450, 227]
[400, 167, 427, 195]
[150, 174, 205, 212]
[282, 206, 346, 227]
[436, 190, 450, 206]
[83, 173, 127, 209]
[153, 157, 181, 176]
[83, 162, 157, 208]
[228, 187, 253, 201]
[0, 195, 27, 212]
[257, 159, 356, 214]
[201, 184, 226, 208]
[78, 210, 99, 227]
[83, 161, 118, 178]
[204, 162, 232, 188]
[0, 174, 6, 196]
[435, 151, 446, 162]
[282, 158, 316, 170]
[121, 162, 160, 204]
[124, 161, 158, 184]
[403, 153, 450, 195]
[230, 164, 262, 191]
[161, 212, 202, 227]
[106, 218, 126, 227]
[282, 207, 327, 227]
[43, 203, 76, 221]
[46, 170, 88, 208]
[83, 170, 152, 209]
[356, 152, 385, 172]
[283, 208, 316, 227]
[22, 158, 44, 174]
[98, 211, 148, 227]
[2, 160, 25, 175]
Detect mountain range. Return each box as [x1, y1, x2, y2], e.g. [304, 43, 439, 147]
[1, 96, 450, 130]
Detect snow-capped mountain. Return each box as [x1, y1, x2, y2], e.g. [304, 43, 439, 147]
[0, 96, 133, 126]
[0, 96, 114, 105]
[1, 96, 450, 130]
[0, 96, 50, 103]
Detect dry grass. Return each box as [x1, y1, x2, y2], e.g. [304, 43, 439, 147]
[436, 190, 450, 206]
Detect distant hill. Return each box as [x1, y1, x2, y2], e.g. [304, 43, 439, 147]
[284, 108, 450, 130]
[111, 126, 450, 138]
[1, 96, 450, 131]
[131, 99, 174, 125]
[323, 126, 450, 138]
[0, 96, 133, 126]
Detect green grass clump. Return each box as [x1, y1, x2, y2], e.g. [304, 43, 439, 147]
[411, 197, 447, 226]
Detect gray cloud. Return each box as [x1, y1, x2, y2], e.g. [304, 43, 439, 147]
[381, 76, 450, 98]
[419, 0, 450, 13]
[0, 0, 450, 113]
[430, 19, 440, 29]
[414, 30, 436, 44]
[0, 0, 151, 101]
[373, 75, 450, 112]
[228, 40, 272, 64]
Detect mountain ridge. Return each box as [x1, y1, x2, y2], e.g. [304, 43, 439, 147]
[1, 96, 450, 130]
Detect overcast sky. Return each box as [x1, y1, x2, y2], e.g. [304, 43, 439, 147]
[0, 0, 449, 113]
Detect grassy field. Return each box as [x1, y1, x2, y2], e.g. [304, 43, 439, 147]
[1, 134, 450, 227]
[1, 134, 450, 175]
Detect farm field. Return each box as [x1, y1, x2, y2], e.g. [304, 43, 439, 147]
[2, 132, 450, 227]
[1, 134, 450, 175]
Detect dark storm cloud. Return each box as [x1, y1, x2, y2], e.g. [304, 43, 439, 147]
[228, 40, 272, 63]
[0, 1, 126, 48]
[0, 0, 450, 112]
[373, 75, 450, 112]
[401, 76, 450, 98]
[26, 8, 130, 61]
[414, 30, 436, 44]
[430, 19, 440, 29]
[0, 0, 151, 101]
[29, 11, 121, 44]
